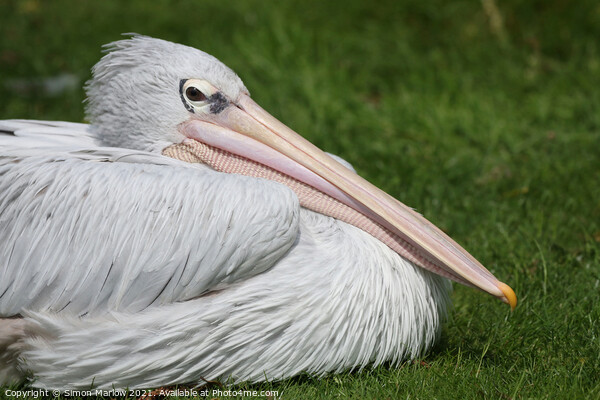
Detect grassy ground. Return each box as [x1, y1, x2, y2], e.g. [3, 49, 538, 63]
[1, 0, 599, 398]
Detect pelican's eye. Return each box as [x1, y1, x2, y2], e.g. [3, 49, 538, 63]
[180, 78, 229, 114]
[180, 79, 214, 113]
[185, 86, 207, 102]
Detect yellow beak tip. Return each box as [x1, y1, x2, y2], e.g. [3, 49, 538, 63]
[498, 282, 517, 310]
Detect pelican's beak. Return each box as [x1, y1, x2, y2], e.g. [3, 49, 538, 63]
[178, 92, 516, 309]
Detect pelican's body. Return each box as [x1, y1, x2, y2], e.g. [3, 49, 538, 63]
[0, 36, 513, 389]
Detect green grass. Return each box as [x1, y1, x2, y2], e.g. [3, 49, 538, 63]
[1, 0, 599, 398]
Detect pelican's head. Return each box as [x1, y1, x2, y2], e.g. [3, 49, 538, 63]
[86, 35, 516, 309]
[86, 35, 248, 152]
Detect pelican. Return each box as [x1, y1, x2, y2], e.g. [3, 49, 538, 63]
[0, 35, 516, 390]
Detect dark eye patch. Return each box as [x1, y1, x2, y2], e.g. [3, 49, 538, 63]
[179, 79, 194, 113]
[208, 92, 228, 114]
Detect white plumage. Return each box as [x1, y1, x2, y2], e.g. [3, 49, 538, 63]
[0, 36, 514, 389]
[0, 119, 449, 388]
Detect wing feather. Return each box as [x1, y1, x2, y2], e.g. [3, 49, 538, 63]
[0, 120, 300, 317]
